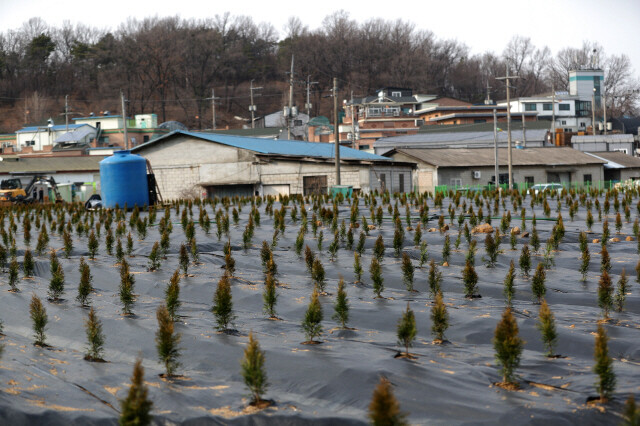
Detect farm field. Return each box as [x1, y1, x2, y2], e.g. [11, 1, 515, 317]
[0, 188, 637, 425]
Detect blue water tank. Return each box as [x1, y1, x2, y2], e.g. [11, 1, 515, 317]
[100, 150, 149, 209]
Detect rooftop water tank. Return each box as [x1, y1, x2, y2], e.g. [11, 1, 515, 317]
[100, 150, 149, 209]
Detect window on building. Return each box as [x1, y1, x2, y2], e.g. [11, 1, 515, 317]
[450, 178, 462, 187]
[561, 120, 567, 125]
[579, 122, 586, 128]
[359, 145, 370, 150]
[391, 91, 402, 97]
[525, 176, 535, 185]
[543, 103, 552, 111]
[398, 174, 404, 193]
[143, 135, 150, 143]
[294, 119, 303, 126]
[584, 174, 592, 184]
[559, 104, 570, 111]
[474, 119, 487, 123]
[525, 103, 537, 111]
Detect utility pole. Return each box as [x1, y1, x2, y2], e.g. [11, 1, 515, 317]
[212, 89, 217, 130]
[65, 95, 69, 132]
[521, 111, 527, 147]
[333, 77, 341, 185]
[249, 80, 262, 129]
[305, 75, 318, 117]
[551, 84, 556, 144]
[496, 65, 519, 190]
[592, 88, 596, 136]
[120, 90, 129, 150]
[603, 92, 608, 135]
[493, 108, 499, 190]
[287, 55, 295, 140]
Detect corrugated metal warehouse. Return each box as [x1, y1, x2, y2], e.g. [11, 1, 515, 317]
[384, 147, 606, 193]
[132, 131, 415, 199]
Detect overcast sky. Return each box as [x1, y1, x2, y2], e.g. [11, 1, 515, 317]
[1, 0, 639, 77]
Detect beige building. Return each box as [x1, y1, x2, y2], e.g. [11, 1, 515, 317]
[132, 131, 414, 200]
[385, 147, 606, 193]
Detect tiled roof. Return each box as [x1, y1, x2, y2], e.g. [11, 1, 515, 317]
[585, 152, 640, 169]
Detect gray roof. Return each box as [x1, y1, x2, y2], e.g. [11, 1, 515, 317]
[573, 134, 634, 143]
[418, 121, 552, 133]
[585, 152, 640, 169]
[376, 128, 549, 149]
[387, 147, 606, 168]
[352, 96, 417, 105]
[0, 156, 103, 174]
[54, 125, 97, 143]
[205, 128, 283, 138]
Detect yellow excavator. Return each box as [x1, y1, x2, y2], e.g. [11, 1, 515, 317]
[0, 175, 63, 205]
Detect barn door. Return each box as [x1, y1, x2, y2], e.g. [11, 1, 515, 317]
[303, 175, 328, 195]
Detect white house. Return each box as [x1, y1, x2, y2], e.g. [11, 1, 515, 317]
[15, 123, 93, 151]
[499, 68, 605, 132]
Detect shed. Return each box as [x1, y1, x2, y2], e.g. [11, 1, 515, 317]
[585, 151, 640, 182]
[384, 147, 605, 193]
[131, 131, 414, 199]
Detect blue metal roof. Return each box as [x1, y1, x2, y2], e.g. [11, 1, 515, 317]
[133, 130, 390, 161]
[17, 124, 87, 133]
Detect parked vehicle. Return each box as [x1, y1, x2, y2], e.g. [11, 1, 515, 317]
[530, 183, 563, 195]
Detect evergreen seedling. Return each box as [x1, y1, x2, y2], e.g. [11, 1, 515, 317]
[332, 278, 350, 328]
[30, 294, 47, 346]
[600, 245, 611, 273]
[462, 259, 479, 298]
[212, 275, 234, 331]
[23, 249, 34, 277]
[400, 252, 414, 291]
[397, 302, 417, 357]
[84, 307, 105, 361]
[8, 257, 19, 291]
[165, 270, 181, 321]
[119, 357, 153, 426]
[105, 229, 114, 255]
[301, 287, 323, 342]
[48, 264, 65, 301]
[35, 226, 49, 255]
[373, 235, 385, 261]
[493, 307, 523, 385]
[368, 377, 407, 426]
[241, 332, 269, 405]
[316, 230, 323, 251]
[63, 230, 73, 258]
[519, 244, 531, 277]
[428, 259, 442, 297]
[531, 263, 546, 304]
[614, 269, 628, 312]
[179, 243, 189, 275]
[304, 245, 314, 272]
[119, 260, 135, 315]
[156, 304, 181, 377]
[593, 324, 615, 402]
[580, 244, 591, 282]
[504, 260, 516, 306]
[147, 241, 161, 271]
[263, 273, 278, 318]
[536, 299, 557, 357]
[356, 231, 366, 255]
[598, 270, 613, 319]
[419, 241, 428, 267]
[431, 291, 449, 342]
[126, 232, 134, 255]
[311, 258, 326, 293]
[353, 252, 363, 283]
[442, 234, 451, 264]
[370, 257, 384, 298]
[530, 227, 540, 253]
[88, 230, 99, 259]
[77, 257, 93, 306]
